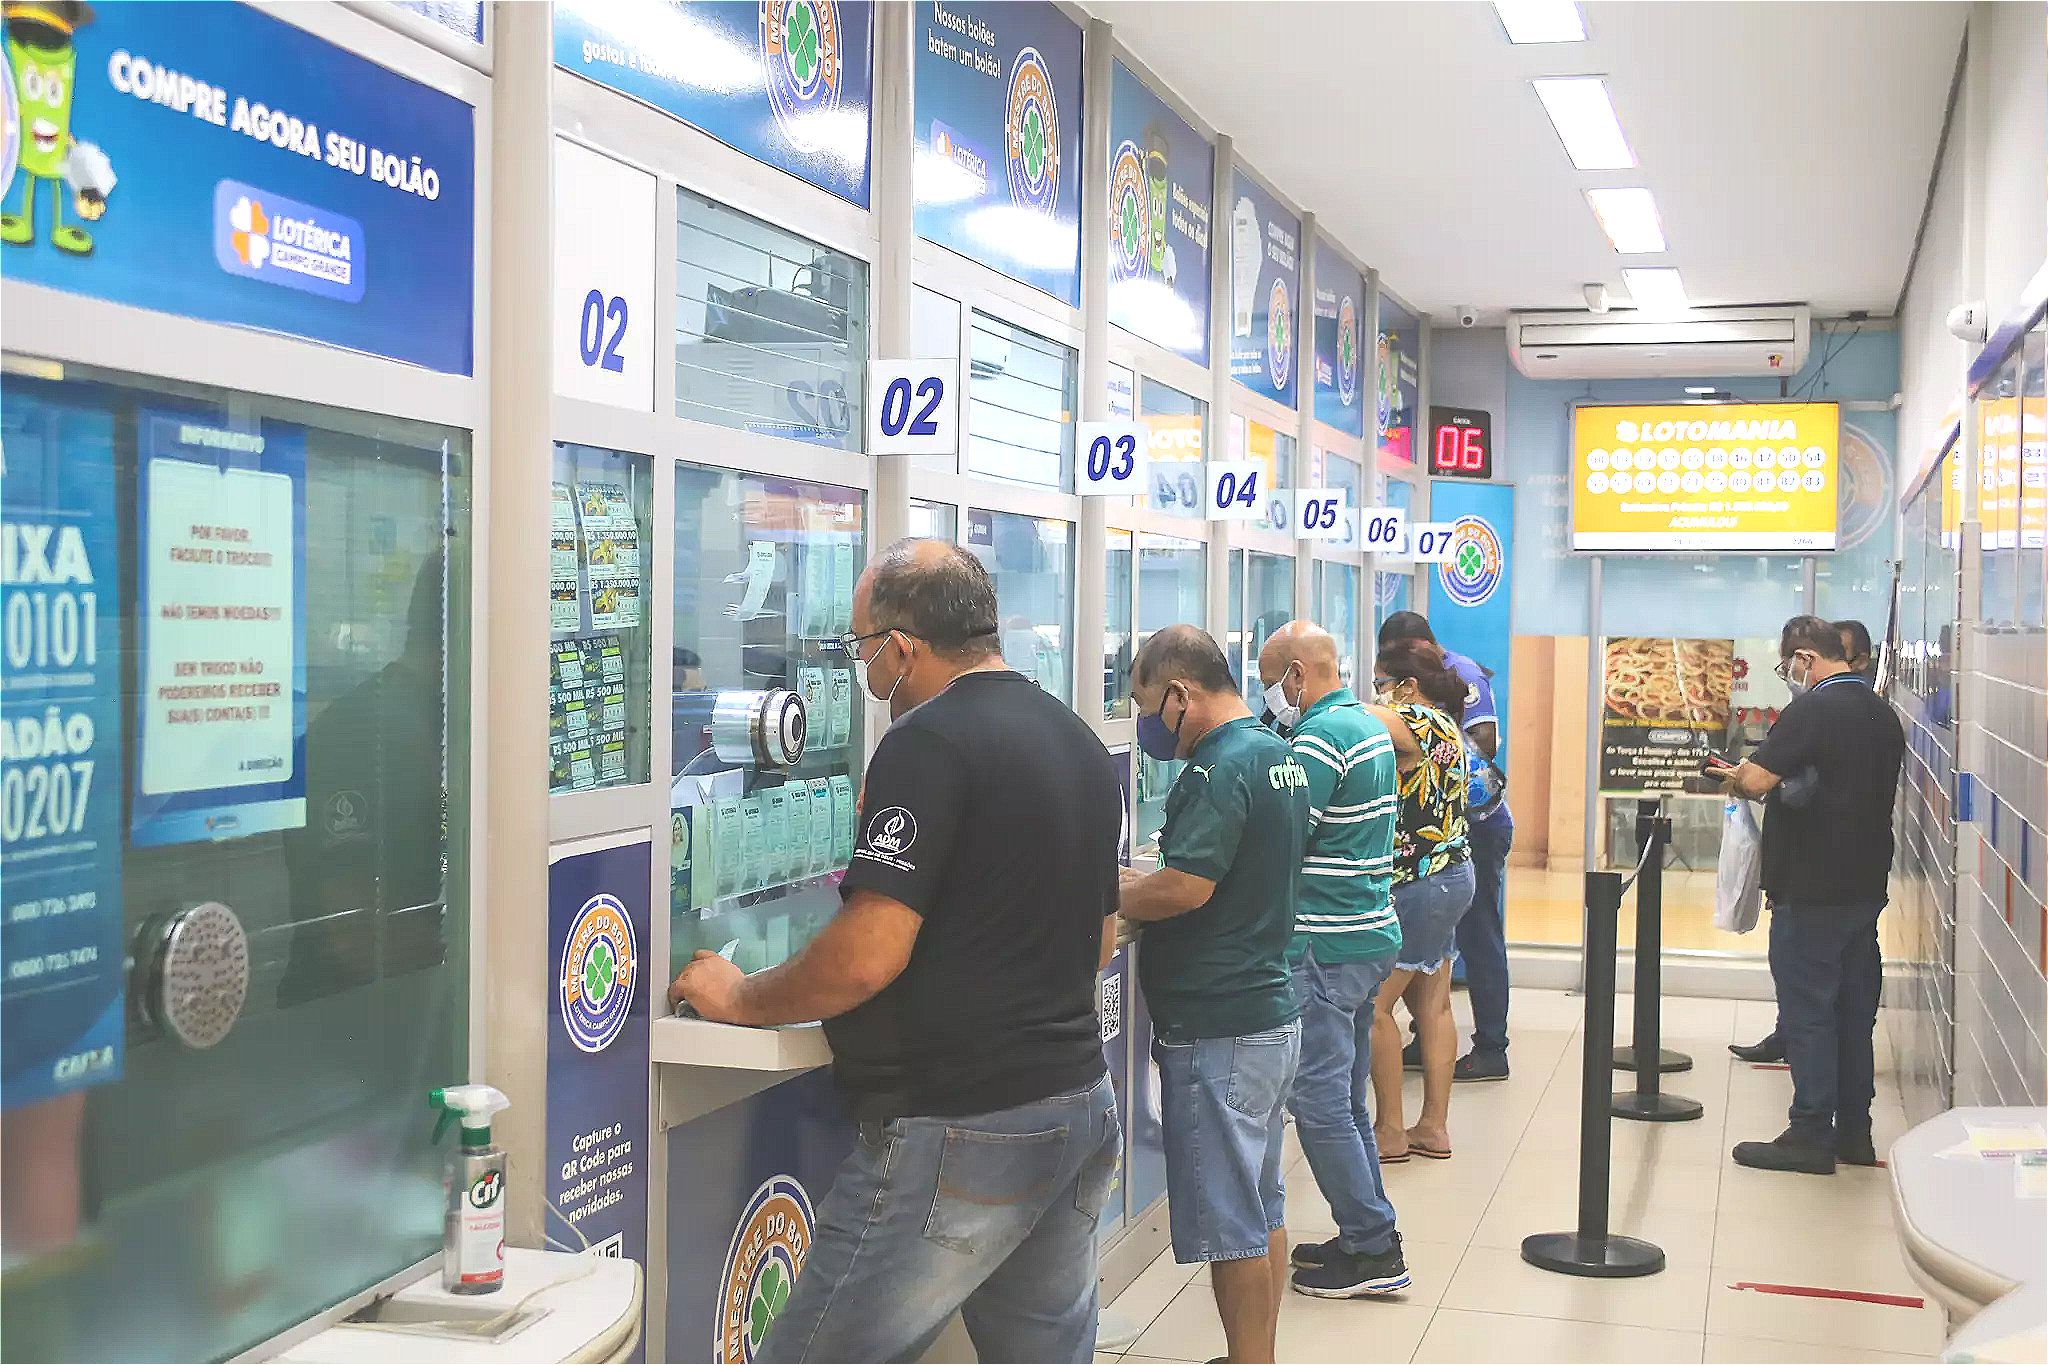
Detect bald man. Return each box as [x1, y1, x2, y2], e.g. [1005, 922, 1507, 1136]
[1256, 623, 1412, 1298]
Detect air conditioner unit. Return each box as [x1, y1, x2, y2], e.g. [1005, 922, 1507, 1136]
[1507, 305, 1811, 380]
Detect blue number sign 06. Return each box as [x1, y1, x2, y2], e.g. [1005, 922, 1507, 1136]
[1362, 511, 1404, 548]
[578, 289, 628, 374]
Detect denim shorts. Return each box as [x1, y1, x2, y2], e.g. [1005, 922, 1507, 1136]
[1392, 858, 1477, 973]
[1153, 1020, 1302, 1263]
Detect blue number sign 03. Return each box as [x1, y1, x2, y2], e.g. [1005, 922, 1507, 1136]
[578, 289, 628, 374]
[878, 375, 945, 438]
[1086, 433, 1140, 483]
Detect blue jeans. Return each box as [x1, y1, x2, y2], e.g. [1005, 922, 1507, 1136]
[757, 1074, 1121, 1364]
[1154, 1021, 1302, 1263]
[1392, 859, 1477, 972]
[1458, 820, 1514, 1055]
[1768, 900, 1884, 1142]
[1287, 945, 1399, 1255]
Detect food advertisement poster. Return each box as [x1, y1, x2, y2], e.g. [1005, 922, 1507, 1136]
[554, 0, 874, 208]
[1598, 637, 1734, 793]
[0, 0, 475, 374]
[546, 834, 652, 1273]
[1313, 240, 1364, 438]
[1, 385, 125, 1110]
[1107, 60, 1212, 365]
[913, 0, 1081, 305]
[1227, 169, 1298, 407]
[132, 412, 308, 846]
[1571, 402, 1840, 552]
[1377, 294, 1419, 462]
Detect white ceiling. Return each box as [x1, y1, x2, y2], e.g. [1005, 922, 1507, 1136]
[1085, 0, 1965, 319]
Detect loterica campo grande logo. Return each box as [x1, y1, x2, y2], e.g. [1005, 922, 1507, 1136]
[717, 1176, 815, 1364]
[1437, 515, 1504, 609]
[1336, 294, 1358, 406]
[760, 0, 843, 154]
[1005, 45, 1058, 215]
[1266, 276, 1292, 393]
[559, 892, 637, 1054]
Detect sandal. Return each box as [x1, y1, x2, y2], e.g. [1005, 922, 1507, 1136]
[1407, 1141, 1453, 1160]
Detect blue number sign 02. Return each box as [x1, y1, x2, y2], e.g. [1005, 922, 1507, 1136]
[878, 375, 946, 438]
[578, 289, 628, 374]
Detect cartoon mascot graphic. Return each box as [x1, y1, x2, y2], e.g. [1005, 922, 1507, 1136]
[2, 0, 115, 256]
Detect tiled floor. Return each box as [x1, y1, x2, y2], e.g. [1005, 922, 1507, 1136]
[1099, 990, 1943, 1364]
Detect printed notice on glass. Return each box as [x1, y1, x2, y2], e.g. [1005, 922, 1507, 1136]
[132, 413, 307, 846]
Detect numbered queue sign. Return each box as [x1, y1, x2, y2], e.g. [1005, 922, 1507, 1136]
[1204, 461, 1266, 521]
[867, 360, 961, 457]
[1406, 522, 1460, 563]
[553, 139, 656, 411]
[1077, 422, 1149, 496]
[1293, 488, 1349, 541]
[1357, 506, 1408, 557]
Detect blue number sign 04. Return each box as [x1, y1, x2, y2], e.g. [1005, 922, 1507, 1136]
[1212, 469, 1260, 510]
[578, 290, 628, 373]
[878, 375, 945, 438]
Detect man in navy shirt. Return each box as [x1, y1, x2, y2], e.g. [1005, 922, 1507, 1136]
[1379, 612, 1514, 1081]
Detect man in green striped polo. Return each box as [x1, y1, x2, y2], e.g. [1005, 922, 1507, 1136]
[1257, 621, 1410, 1299]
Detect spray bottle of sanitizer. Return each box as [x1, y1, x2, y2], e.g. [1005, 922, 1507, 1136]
[429, 1085, 511, 1294]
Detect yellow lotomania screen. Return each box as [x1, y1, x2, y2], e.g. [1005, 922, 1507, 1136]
[1571, 402, 1840, 551]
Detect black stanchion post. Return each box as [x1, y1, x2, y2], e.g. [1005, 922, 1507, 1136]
[1614, 798, 1693, 1076]
[1522, 871, 1665, 1278]
[1612, 804, 1703, 1123]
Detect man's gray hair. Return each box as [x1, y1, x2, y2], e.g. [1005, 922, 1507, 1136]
[868, 538, 1001, 657]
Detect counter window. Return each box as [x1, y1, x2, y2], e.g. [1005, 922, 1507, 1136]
[1143, 380, 1207, 519]
[1316, 559, 1360, 687]
[1372, 470, 1409, 632]
[1231, 549, 1296, 703]
[1105, 527, 1134, 718]
[968, 314, 1076, 490]
[669, 467, 864, 979]
[1320, 447, 1364, 554]
[1135, 533, 1204, 849]
[967, 510, 1073, 702]
[910, 499, 957, 541]
[0, 358, 471, 1363]
[550, 444, 652, 794]
[675, 188, 868, 452]
[1232, 417, 1294, 533]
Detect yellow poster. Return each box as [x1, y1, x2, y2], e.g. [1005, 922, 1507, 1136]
[2023, 395, 2045, 550]
[1979, 395, 2021, 550]
[1571, 402, 1840, 551]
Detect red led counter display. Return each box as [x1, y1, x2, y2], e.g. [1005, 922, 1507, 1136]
[1430, 406, 1493, 480]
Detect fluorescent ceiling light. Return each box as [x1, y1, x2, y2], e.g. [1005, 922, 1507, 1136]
[1623, 267, 1689, 314]
[1685, 385, 1718, 395]
[1584, 187, 1666, 254]
[1532, 77, 1635, 170]
[1495, 0, 1585, 43]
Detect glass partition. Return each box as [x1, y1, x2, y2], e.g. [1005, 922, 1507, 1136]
[550, 445, 652, 793]
[968, 315, 1076, 490]
[1105, 527, 1134, 717]
[669, 467, 865, 979]
[1143, 380, 1206, 519]
[674, 188, 868, 451]
[910, 499, 957, 541]
[0, 359, 471, 1363]
[1315, 560, 1360, 688]
[1229, 548, 1297, 704]
[1135, 534, 1205, 850]
[1233, 417, 1294, 533]
[1373, 471, 1411, 633]
[967, 509, 1073, 701]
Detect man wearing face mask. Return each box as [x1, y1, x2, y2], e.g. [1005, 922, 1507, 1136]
[1256, 622, 1411, 1299]
[671, 539, 1124, 1361]
[1122, 625, 1306, 1364]
[1718, 615, 1904, 1175]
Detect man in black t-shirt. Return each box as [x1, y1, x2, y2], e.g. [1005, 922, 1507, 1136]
[1718, 615, 1904, 1175]
[671, 538, 1123, 1363]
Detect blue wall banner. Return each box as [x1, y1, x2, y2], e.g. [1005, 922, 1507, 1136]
[913, 0, 1081, 306]
[666, 1069, 855, 1363]
[394, 1, 484, 44]
[1107, 61, 1211, 365]
[1227, 170, 1297, 407]
[0, 1, 475, 375]
[1313, 241, 1364, 438]
[547, 834, 653, 1281]
[1427, 478, 1515, 771]
[130, 412, 308, 847]
[1, 383, 125, 1111]
[554, 0, 874, 209]
[1377, 296, 1421, 463]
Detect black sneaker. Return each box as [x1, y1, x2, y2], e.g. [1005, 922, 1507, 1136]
[1401, 1039, 1422, 1071]
[1837, 1133, 1880, 1166]
[1290, 1236, 1340, 1270]
[1453, 1050, 1510, 1082]
[1732, 1128, 1836, 1175]
[1290, 1236, 1410, 1298]
[1729, 1033, 1786, 1063]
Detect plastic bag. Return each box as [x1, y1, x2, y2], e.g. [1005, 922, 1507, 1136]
[1715, 798, 1763, 933]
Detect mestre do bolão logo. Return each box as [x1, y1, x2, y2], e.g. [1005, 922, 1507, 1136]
[560, 893, 636, 1054]
[761, 0, 843, 154]
[717, 1176, 815, 1364]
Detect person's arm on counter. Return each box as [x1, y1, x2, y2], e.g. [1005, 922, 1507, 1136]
[670, 891, 920, 1026]
[1121, 763, 1240, 922]
[1119, 863, 1217, 922]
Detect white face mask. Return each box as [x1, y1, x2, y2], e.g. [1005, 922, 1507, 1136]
[857, 634, 907, 711]
[1264, 666, 1302, 733]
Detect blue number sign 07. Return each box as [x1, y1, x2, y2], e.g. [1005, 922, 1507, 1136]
[878, 375, 945, 438]
[578, 289, 627, 373]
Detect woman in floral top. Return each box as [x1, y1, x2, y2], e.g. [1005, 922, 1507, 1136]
[1365, 637, 1477, 1163]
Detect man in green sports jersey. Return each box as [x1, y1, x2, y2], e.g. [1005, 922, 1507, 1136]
[1258, 622, 1410, 1300]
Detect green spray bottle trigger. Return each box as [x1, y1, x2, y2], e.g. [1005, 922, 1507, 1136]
[430, 1084, 510, 1149]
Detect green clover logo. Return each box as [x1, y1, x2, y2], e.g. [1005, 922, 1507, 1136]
[1457, 542, 1485, 577]
[584, 939, 615, 1005]
[1020, 105, 1046, 181]
[1340, 325, 1355, 373]
[749, 1261, 791, 1348]
[785, 2, 820, 85]
[1118, 191, 1139, 252]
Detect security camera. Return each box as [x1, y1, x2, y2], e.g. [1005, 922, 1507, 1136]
[1455, 306, 1480, 328]
[1946, 301, 1987, 343]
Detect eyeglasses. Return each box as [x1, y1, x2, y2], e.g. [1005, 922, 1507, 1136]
[1772, 654, 1805, 681]
[1372, 677, 1394, 692]
[834, 630, 891, 659]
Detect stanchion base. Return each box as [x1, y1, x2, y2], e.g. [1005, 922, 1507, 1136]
[1521, 1231, 1667, 1278]
[1612, 1090, 1705, 1123]
[1613, 1045, 1692, 1073]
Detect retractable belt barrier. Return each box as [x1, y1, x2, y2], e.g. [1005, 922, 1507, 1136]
[1611, 800, 1704, 1123]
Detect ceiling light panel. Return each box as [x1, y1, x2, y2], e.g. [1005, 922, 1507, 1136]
[1584, 187, 1666, 254]
[1532, 77, 1635, 171]
[1623, 267, 1689, 314]
[1495, 0, 1585, 44]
